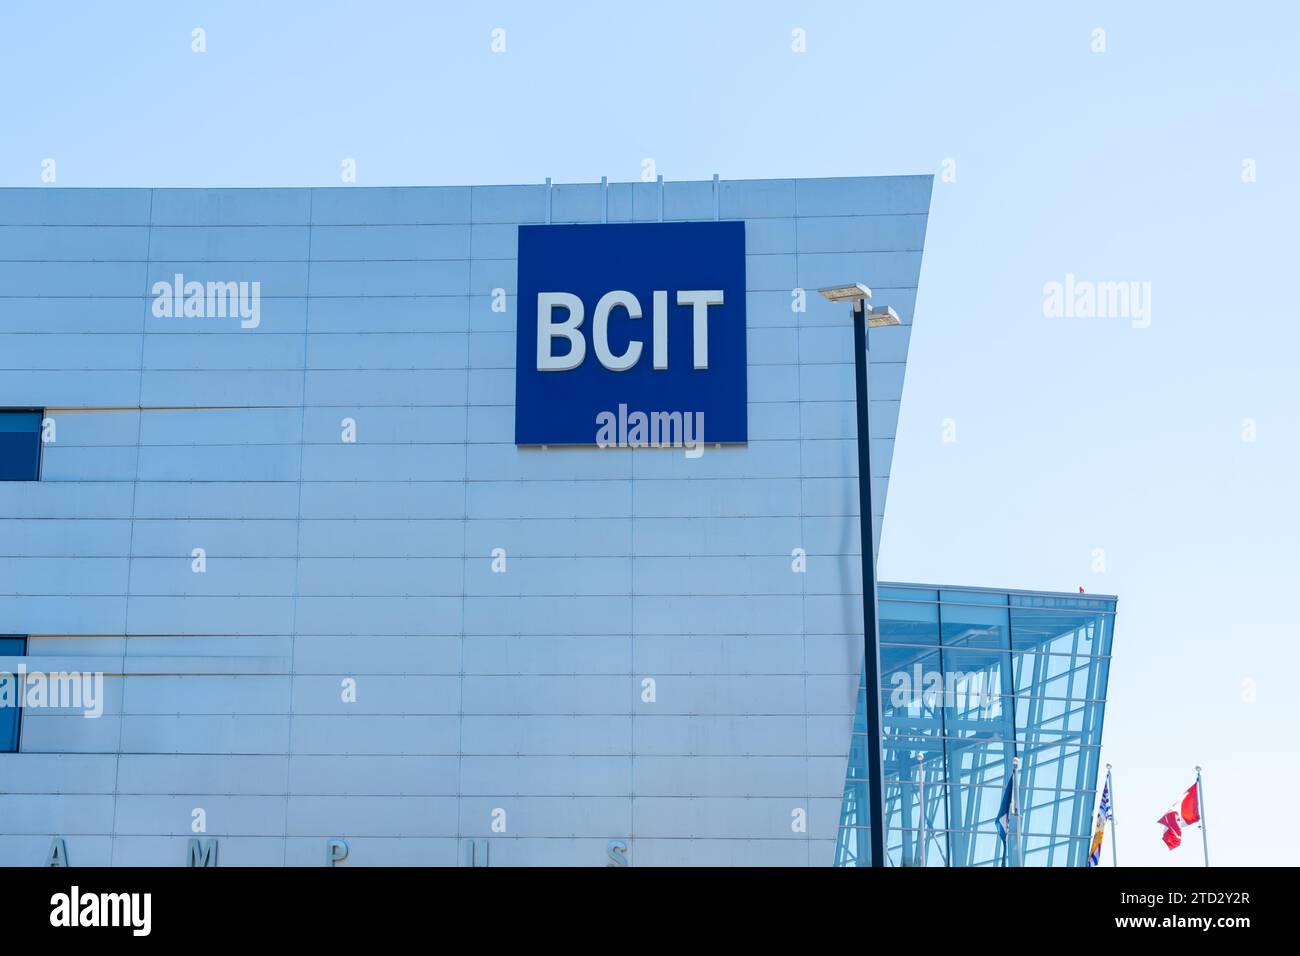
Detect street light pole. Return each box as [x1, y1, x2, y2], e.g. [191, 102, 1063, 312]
[819, 283, 899, 869]
[851, 298, 887, 868]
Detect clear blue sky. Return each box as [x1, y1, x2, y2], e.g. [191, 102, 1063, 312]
[3, 0, 1296, 866]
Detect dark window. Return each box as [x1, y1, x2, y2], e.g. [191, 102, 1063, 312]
[0, 636, 27, 752]
[0, 409, 43, 481]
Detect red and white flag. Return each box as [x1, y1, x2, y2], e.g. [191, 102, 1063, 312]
[1157, 810, 1182, 849]
[1157, 782, 1201, 850]
[1180, 783, 1201, 825]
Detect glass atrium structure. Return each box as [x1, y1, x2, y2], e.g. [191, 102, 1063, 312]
[835, 584, 1116, 867]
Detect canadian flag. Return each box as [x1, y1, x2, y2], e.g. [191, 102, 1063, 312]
[1157, 810, 1182, 849]
[1157, 782, 1201, 850]
[1180, 783, 1201, 825]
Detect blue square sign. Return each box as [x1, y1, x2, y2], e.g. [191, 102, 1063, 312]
[514, 221, 747, 447]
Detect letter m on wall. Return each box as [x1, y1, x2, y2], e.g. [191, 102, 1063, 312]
[188, 838, 219, 867]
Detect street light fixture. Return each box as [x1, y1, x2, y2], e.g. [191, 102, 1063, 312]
[816, 285, 901, 329]
[817, 282, 899, 868]
[818, 282, 873, 304]
[866, 305, 901, 328]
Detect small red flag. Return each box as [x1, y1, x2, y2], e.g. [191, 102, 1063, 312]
[1181, 783, 1201, 825]
[1158, 810, 1183, 849]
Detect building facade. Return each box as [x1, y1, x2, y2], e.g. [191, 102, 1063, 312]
[0, 176, 1113, 865]
[836, 583, 1116, 867]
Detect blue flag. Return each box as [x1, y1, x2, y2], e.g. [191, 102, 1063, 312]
[996, 773, 1018, 843]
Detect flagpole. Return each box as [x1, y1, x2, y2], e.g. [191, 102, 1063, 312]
[917, 753, 926, 868]
[1196, 766, 1209, 867]
[1012, 755, 1023, 867]
[1106, 764, 1118, 867]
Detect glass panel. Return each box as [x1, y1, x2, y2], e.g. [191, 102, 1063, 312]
[0, 636, 27, 752]
[1011, 592, 1115, 612]
[879, 585, 937, 602]
[0, 410, 43, 481]
[879, 598, 940, 646]
[941, 602, 1010, 650]
[940, 589, 1007, 605]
